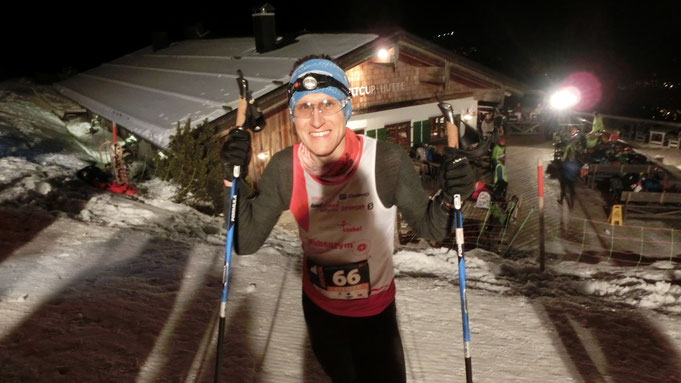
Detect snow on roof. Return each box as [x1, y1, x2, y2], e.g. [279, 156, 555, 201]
[54, 34, 379, 148]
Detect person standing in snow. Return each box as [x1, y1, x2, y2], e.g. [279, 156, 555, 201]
[219, 55, 474, 382]
[558, 134, 580, 209]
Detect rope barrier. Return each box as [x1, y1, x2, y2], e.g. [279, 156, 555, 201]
[475, 208, 492, 249]
[502, 207, 535, 256]
[398, 198, 678, 268]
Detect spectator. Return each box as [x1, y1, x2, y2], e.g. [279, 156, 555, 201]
[586, 111, 605, 149]
[558, 135, 580, 209]
[491, 138, 506, 169]
[493, 153, 508, 200]
[481, 112, 495, 139]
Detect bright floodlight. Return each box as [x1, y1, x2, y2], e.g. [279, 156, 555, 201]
[549, 87, 581, 110]
[377, 48, 389, 60]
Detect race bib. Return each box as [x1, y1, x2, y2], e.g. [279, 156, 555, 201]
[308, 259, 371, 300]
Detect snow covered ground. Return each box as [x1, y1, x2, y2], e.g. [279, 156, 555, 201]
[1, 79, 680, 382]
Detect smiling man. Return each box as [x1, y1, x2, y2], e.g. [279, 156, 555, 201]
[220, 55, 474, 382]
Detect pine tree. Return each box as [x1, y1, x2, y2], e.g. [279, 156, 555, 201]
[153, 119, 224, 214]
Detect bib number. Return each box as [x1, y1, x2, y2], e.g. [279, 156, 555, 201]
[308, 260, 371, 300]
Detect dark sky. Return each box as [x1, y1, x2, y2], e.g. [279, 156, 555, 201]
[2, 1, 679, 114]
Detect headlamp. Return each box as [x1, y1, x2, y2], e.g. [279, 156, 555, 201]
[302, 76, 318, 90]
[288, 73, 351, 100]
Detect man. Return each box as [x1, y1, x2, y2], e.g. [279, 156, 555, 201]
[220, 56, 474, 382]
[586, 111, 605, 149]
[491, 137, 506, 169]
[480, 112, 495, 139]
[493, 153, 508, 200]
[558, 135, 580, 209]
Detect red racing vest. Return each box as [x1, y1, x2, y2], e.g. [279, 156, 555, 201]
[290, 136, 397, 317]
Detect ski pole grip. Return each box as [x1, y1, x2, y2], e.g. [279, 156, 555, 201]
[446, 121, 460, 149]
[235, 97, 248, 127]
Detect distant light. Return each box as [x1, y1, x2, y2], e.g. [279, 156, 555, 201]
[463, 113, 473, 121]
[257, 151, 269, 161]
[549, 86, 581, 110]
[377, 49, 389, 60]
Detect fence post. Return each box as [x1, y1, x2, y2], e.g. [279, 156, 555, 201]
[538, 159, 545, 271]
[671, 229, 675, 265]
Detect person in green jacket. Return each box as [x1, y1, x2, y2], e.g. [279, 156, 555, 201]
[493, 154, 508, 200]
[586, 112, 605, 149]
[491, 138, 506, 169]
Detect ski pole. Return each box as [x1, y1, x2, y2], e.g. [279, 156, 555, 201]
[215, 162, 240, 383]
[437, 92, 473, 383]
[453, 194, 472, 383]
[215, 69, 265, 382]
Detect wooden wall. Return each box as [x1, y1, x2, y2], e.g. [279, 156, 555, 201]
[346, 55, 475, 112]
[249, 106, 298, 183]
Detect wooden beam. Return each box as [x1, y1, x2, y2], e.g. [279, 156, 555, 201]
[420, 66, 446, 86]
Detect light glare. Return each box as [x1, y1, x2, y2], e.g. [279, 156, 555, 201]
[377, 49, 389, 60]
[549, 87, 581, 110]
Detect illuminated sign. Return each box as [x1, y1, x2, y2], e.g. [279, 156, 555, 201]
[350, 81, 406, 97]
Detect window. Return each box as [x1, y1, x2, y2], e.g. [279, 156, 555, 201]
[385, 121, 411, 150]
[430, 116, 446, 142]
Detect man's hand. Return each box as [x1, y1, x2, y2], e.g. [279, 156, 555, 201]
[439, 147, 475, 202]
[220, 128, 251, 183]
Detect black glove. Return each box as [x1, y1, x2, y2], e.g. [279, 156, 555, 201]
[438, 147, 475, 203]
[220, 128, 251, 182]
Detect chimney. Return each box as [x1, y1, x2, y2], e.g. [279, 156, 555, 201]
[151, 31, 170, 51]
[252, 3, 276, 53]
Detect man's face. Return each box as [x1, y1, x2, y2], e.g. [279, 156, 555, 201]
[293, 93, 347, 161]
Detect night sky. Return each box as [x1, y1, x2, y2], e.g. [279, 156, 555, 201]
[2, 1, 679, 117]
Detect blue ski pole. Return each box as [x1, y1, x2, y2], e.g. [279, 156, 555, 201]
[436, 92, 473, 382]
[215, 163, 240, 383]
[214, 69, 264, 382]
[454, 194, 472, 383]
